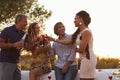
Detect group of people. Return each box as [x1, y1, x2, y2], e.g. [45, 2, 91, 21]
[0, 10, 97, 80]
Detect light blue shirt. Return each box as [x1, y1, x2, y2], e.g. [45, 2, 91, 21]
[50, 34, 77, 69]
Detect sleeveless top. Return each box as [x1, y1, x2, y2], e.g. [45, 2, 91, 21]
[76, 28, 97, 78]
[76, 28, 93, 59]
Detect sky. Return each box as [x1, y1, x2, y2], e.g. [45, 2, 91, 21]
[38, 0, 120, 58]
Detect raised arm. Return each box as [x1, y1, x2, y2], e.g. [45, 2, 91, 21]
[48, 36, 73, 45]
[56, 38, 72, 44]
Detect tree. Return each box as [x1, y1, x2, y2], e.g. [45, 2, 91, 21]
[0, 0, 52, 30]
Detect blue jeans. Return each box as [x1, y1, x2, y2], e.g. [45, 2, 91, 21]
[55, 65, 78, 80]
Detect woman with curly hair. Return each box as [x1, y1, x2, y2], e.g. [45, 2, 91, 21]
[24, 22, 51, 80]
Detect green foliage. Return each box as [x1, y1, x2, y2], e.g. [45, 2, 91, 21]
[20, 54, 120, 70]
[20, 54, 32, 70]
[0, 0, 52, 31]
[20, 52, 56, 70]
[0, 0, 36, 23]
[29, 5, 52, 24]
[96, 57, 120, 69]
[50, 58, 56, 70]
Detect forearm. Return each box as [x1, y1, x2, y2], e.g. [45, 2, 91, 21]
[24, 42, 36, 51]
[54, 39, 72, 45]
[65, 61, 74, 67]
[47, 49, 55, 59]
[0, 43, 14, 49]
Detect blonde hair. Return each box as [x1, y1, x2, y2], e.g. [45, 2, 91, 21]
[26, 22, 38, 43]
[54, 22, 64, 35]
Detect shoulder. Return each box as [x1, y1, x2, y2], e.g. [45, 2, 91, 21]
[2, 27, 9, 32]
[0, 27, 10, 35]
[0, 27, 10, 39]
[65, 34, 72, 38]
[2, 25, 14, 32]
[82, 29, 91, 38]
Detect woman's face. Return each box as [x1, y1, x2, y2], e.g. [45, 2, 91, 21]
[56, 24, 65, 35]
[74, 15, 82, 27]
[34, 24, 40, 35]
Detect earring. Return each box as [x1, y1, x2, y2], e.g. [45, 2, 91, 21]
[79, 22, 82, 25]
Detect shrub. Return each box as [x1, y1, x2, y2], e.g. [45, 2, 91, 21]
[20, 55, 120, 70]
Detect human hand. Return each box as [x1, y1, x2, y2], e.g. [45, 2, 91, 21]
[35, 36, 44, 46]
[62, 65, 69, 74]
[37, 34, 49, 46]
[47, 36, 56, 41]
[13, 41, 23, 50]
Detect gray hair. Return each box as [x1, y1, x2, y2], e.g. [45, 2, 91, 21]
[15, 14, 27, 24]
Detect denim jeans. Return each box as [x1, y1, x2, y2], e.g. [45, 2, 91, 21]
[55, 65, 78, 80]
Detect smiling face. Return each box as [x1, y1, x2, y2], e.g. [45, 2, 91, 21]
[19, 17, 28, 30]
[16, 15, 28, 30]
[34, 24, 40, 35]
[54, 22, 65, 36]
[56, 24, 65, 36]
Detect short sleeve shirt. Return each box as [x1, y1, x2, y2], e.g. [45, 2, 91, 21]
[0, 25, 25, 63]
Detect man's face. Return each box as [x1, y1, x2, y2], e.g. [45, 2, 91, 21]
[18, 17, 28, 30]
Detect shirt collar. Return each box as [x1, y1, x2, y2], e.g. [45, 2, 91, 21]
[58, 33, 67, 40]
[12, 24, 24, 34]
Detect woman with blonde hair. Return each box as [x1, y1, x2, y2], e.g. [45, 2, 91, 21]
[24, 22, 51, 80]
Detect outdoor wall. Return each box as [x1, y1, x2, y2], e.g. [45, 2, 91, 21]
[21, 69, 120, 80]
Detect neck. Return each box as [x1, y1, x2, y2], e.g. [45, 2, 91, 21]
[59, 34, 65, 39]
[79, 25, 86, 32]
[15, 24, 21, 31]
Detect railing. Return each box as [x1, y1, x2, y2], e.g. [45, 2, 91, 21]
[21, 69, 120, 80]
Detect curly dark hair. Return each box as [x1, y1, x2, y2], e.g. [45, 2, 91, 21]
[72, 10, 91, 44]
[76, 10, 91, 27]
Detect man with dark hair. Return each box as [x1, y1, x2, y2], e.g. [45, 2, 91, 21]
[0, 14, 28, 80]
